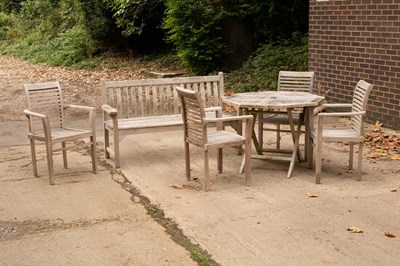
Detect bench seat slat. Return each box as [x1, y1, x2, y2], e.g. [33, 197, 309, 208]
[104, 114, 183, 130]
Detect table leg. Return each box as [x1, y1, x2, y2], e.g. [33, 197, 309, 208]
[244, 108, 263, 155]
[286, 108, 303, 178]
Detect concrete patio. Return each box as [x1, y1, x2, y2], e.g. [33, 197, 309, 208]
[1, 120, 399, 265]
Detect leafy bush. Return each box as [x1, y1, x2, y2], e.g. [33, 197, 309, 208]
[164, 0, 228, 75]
[225, 34, 308, 92]
[0, 12, 9, 39]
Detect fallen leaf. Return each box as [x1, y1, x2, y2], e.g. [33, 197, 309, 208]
[306, 193, 319, 198]
[390, 188, 398, 192]
[391, 155, 400, 161]
[347, 226, 364, 233]
[172, 183, 184, 189]
[384, 232, 396, 238]
[286, 225, 293, 231]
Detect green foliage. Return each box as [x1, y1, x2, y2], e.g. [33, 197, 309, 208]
[164, 0, 228, 75]
[227, 0, 309, 42]
[2, 0, 98, 68]
[105, 0, 165, 37]
[0, 12, 10, 40]
[225, 34, 308, 92]
[78, 0, 117, 41]
[0, 0, 22, 13]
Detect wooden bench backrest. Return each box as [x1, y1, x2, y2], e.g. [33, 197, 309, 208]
[101, 72, 224, 119]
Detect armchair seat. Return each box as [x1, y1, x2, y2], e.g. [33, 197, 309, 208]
[205, 131, 246, 148]
[28, 128, 92, 141]
[310, 128, 364, 142]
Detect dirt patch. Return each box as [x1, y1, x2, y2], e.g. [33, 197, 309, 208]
[0, 55, 160, 121]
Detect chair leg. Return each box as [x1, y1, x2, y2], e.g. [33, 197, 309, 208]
[184, 142, 191, 180]
[91, 136, 97, 174]
[244, 139, 252, 186]
[204, 149, 211, 191]
[349, 143, 354, 170]
[62, 142, 68, 169]
[308, 142, 314, 170]
[45, 141, 55, 185]
[276, 124, 281, 150]
[258, 113, 263, 150]
[357, 143, 363, 181]
[315, 139, 322, 184]
[217, 148, 223, 173]
[29, 139, 38, 177]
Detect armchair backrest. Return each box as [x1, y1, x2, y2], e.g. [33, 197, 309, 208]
[24, 81, 64, 132]
[278, 71, 315, 92]
[351, 80, 373, 135]
[176, 87, 206, 147]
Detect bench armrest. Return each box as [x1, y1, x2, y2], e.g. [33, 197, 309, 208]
[64, 104, 95, 112]
[101, 104, 118, 115]
[204, 106, 222, 112]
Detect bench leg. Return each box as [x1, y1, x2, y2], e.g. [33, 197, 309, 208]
[104, 126, 110, 159]
[113, 127, 120, 169]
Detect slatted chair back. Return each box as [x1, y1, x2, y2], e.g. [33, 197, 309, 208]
[177, 87, 206, 147]
[351, 80, 373, 135]
[101, 72, 224, 120]
[24, 81, 64, 132]
[278, 71, 315, 92]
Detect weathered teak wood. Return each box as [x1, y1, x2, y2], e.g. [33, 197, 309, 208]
[176, 87, 253, 191]
[101, 72, 236, 168]
[258, 71, 315, 151]
[308, 80, 373, 184]
[223, 91, 325, 178]
[24, 81, 97, 185]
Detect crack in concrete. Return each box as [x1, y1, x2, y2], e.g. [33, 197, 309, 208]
[0, 216, 128, 242]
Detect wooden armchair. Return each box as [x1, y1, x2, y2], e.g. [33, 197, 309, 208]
[24, 81, 97, 185]
[308, 80, 373, 184]
[176, 87, 253, 191]
[258, 71, 315, 150]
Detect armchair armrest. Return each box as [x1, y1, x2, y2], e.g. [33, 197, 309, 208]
[24, 109, 47, 119]
[317, 111, 366, 118]
[321, 103, 352, 109]
[64, 104, 96, 132]
[204, 114, 253, 124]
[23, 109, 51, 137]
[101, 104, 118, 115]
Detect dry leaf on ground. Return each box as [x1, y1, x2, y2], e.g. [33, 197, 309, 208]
[347, 226, 364, 233]
[384, 232, 396, 238]
[390, 188, 398, 192]
[306, 193, 319, 198]
[172, 183, 184, 189]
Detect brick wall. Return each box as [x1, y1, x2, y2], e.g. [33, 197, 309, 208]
[309, 0, 400, 129]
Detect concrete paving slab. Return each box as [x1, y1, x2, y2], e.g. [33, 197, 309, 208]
[116, 128, 400, 265]
[0, 145, 196, 266]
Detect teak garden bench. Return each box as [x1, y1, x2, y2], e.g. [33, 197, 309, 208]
[101, 72, 237, 168]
